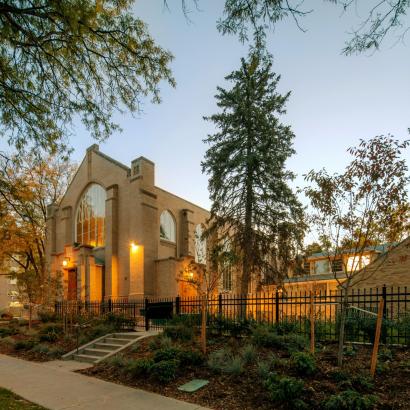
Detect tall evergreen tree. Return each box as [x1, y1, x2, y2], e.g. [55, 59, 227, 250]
[202, 50, 305, 295]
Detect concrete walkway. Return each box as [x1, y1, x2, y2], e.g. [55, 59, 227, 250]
[0, 354, 209, 410]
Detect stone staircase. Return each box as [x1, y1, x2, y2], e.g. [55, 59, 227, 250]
[62, 331, 157, 364]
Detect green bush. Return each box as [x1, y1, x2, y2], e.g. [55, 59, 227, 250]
[251, 325, 281, 348]
[88, 324, 116, 340]
[291, 352, 316, 376]
[210, 316, 254, 337]
[151, 359, 179, 383]
[223, 356, 245, 376]
[153, 347, 182, 363]
[323, 390, 377, 410]
[240, 344, 257, 364]
[177, 349, 204, 366]
[328, 370, 350, 383]
[265, 374, 306, 409]
[0, 327, 18, 338]
[47, 346, 65, 358]
[38, 310, 58, 323]
[275, 318, 299, 335]
[14, 339, 36, 351]
[38, 324, 63, 342]
[378, 347, 393, 362]
[31, 343, 50, 354]
[0, 336, 15, 347]
[256, 360, 271, 380]
[163, 323, 195, 342]
[282, 334, 307, 353]
[125, 358, 154, 377]
[105, 355, 128, 368]
[103, 313, 135, 331]
[352, 375, 374, 392]
[208, 348, 231, 373]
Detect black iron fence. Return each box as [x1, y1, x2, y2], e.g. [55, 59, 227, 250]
[54, 285, 410, 345]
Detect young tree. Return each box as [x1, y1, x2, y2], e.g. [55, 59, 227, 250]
[304, 135, 410, 366]
[0, 151, 76, 324]
[0, 0, 175, 153]
[202, 49, 305, 298]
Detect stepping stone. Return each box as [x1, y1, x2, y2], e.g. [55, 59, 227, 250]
[178, 379, 209, 393]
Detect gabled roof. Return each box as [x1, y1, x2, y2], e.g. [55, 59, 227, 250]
[307, 243, 396, 260]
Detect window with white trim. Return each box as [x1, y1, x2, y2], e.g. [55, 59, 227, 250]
[160, 210, 176, 243]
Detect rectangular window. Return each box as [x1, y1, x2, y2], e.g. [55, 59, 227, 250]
[314, 260, 329, 275]
[222, 264, 232, 291]
[331, 259, 343, 273]
[303, 261, 311, 274]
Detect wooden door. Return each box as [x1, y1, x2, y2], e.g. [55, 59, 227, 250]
[67, 269, 77, 300]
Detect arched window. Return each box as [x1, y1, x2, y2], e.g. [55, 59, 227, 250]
[75, 184, 106, 247]
[194, 224, 207, 264]
[160, 210, 176, 243]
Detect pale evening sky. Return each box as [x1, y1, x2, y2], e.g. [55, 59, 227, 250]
[47, 1, 410, 211]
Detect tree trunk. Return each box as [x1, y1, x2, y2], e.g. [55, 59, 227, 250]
[337, 287, 349, 367]
[28, 303, 32, 330]
[200, 295, 207, 354]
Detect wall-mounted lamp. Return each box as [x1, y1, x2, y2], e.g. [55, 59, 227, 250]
[130, 242, 139, 253]
[62, 257, 70, 268]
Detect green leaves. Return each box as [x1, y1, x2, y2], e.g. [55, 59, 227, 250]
[0, 0, 175, 153]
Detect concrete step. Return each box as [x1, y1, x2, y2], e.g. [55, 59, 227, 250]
[105, 337, 130, 345]
[94, 342, 121, 351]
[72, 354, 100, 364]
[113, 333, 140, 340]
[83, 348, 111, 357]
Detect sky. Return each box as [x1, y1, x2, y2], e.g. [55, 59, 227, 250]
[61, 1, 410, 211]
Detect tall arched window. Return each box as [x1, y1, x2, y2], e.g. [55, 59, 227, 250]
[160, 210, 176, 243]
[194, 224, 207, 264]
[75, 184, 106, 247]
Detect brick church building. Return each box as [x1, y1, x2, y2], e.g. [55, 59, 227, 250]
[46, 145, 210, 301]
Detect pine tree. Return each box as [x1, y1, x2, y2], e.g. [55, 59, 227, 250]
[202, 50, 305, 295]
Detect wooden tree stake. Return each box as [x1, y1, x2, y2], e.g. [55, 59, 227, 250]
[201, 296, 207, 355]
[370, 298, 385, 378]
[310, 291, 315, 354]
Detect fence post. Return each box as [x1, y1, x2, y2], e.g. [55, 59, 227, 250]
[145, 298, 150, 331]
[108, 298, 112, 314]
[175, 296, 180, 316]
[381, 285, 387, 344]
[218, 294, 223, 336]
[275, 290, 279, 324]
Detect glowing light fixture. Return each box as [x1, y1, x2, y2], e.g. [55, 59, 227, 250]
[62, 257, 70, 267]
[130, 242, 138, 253]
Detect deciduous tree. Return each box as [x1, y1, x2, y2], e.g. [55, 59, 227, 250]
[0, 0, 175, 153]
[304, 135, 410, 366]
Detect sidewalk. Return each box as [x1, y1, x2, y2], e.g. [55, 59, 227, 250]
[0, 354, 208, 410]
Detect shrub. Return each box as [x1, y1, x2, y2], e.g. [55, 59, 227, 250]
[291, 352, 316, 376]
[47, 346, 65, 358]
[177, 349, 204, 366]
[163, 323, 195, 342]
[14, 339, 36, 351]
[328, 370, 350, 383]
[38, 324, 63, 342]
[378, 347, 393, 362]
[323, 390, 377, 410]
[352, 375, 374, 392]
[265, 374, 306, 409]
[251, 325, 281, 348]
[223, 356, 245, 376]
[283, 334, 307, 353]
[105, 355, 128, 368]
[125, 358, 154, 377]
[88, 324, 115, 340]
[0, 327, 17, 338]
[0, 336, 15, 347]
[343, 345, 357, 357]
[151, 359, 179, 383]
[275, 318, 299, 335]
[208, 348, 231, 373]
[103, 313, 135, 331]
[32, 343, 50, 355]
[38, 310, 57, 323]
[210, 316, 254, 337]
[153, 347, 182, 363]
[256, 360, 271, 380]
[240, 344, 257, 364]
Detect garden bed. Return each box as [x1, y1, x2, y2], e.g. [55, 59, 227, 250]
[0, 313, 136, 362]
[79, 317, 410, 409]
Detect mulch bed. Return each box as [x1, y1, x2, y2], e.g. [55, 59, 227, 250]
[79, 335, 410, 410]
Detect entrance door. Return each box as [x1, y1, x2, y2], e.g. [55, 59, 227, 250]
[67, 269, 77, 300]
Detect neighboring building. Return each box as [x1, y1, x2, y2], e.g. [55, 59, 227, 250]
[350, 237, 410, 289]
[277, 244, 395, 293]
[0, 260, 21, 313]
[46, 145, 211, 301]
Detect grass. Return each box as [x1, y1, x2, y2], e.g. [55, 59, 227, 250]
[0, 388, 46, 410]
